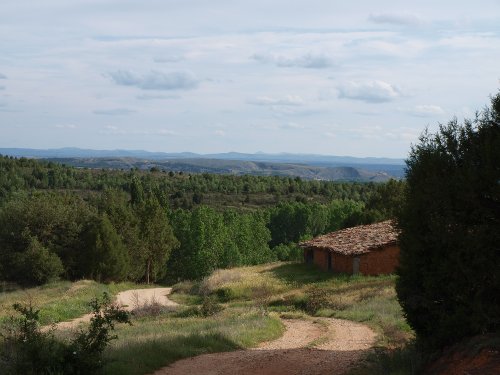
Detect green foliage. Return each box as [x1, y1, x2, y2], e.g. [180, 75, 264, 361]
[396, 92, 500, 351]
[0, 192, 95, 281]
[135, 198, 179, 284]
[0, 154, 402, 285]
[0, 293, 130, 375]
[200, 295, 224, 317]
[81, 214, 130, 282]
[11, 234, 64, 286]
[273, 243, 302, 261]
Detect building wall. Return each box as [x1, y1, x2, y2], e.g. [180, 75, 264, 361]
[305, 245, 399, 275]
[332, 253, 353, 274]
[312, 248, 329, 271]
[359, 245, 399, 275]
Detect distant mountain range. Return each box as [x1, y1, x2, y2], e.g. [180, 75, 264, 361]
[0, 147, 406, 181]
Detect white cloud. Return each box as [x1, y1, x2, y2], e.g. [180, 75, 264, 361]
[281, 122, 305, 129]
[100, 126, 177, 136]
[368, 13, 422, 26]
[252, 53, 333, 69]
[337, 80, 402, 103]
[401, 105, 445, 117]
[136, 94, 180, 100]
[109, 70, 199, 90]
[0, 73, 6, 79]
[153, 55, 184, 63]
[55, 124, 77, 129]
[93, 108, 136, 115]
[249, 95, 304, 106]
[214, 130, 225, 136]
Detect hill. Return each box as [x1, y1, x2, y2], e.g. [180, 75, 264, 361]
[0, 148, 405, 181]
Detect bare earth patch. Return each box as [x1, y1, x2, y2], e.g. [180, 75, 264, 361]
[153, 317, 376, 375]
[50, 288, 177, 331]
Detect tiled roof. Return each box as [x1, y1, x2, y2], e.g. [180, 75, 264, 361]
[299, 220, 399, 255]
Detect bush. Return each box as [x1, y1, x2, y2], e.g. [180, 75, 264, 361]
[305, 286, 330, 315]
[200, 296, 224, 317]
[273, 243, 303, 261]
[11, 235, 64, 286]
[396, 92, 500, 351]
[0, 293, 130, 374]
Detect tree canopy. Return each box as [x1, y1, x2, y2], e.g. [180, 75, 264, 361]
[396, 92, 500, 351]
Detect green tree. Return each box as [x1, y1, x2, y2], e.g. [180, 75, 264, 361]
[396, 93, 500, 351]
[136, 198, 179, 283]
[11, 234, 64, 286]
[82, 214, 130, 282]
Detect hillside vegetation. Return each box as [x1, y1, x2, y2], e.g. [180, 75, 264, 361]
[0, 155, 404, 286]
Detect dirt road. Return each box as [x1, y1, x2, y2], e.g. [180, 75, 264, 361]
[153, 317, 376, 375]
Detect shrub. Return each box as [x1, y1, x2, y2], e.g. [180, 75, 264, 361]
[0, 293, 130, 375]
[11, 236, 64, 286]
[305, 286, 330, 315]
[200, 296, 224, 317]
[273, 243, 303, 262]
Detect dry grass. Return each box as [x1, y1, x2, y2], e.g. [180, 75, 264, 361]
[183, 263, 413, 347]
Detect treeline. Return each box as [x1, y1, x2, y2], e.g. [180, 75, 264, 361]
[0, 156, 404, 285]
[0, 155, 379, 208]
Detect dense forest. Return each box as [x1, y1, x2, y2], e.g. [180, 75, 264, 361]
[0, 155, 404, 285]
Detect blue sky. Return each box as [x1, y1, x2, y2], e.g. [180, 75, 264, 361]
[1, 1, 499, 157]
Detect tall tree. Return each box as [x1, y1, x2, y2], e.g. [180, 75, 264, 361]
[82, 214, 130, 282]
[396, 92, 500, 351]
[136, 198, 179, 284]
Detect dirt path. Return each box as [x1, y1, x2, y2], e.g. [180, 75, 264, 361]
[153, 317, 377, 375]
[51, 287, 177, 330]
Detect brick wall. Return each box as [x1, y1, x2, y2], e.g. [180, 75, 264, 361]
[313, 249, 329, 271]
[332, 253, 353, 274]
[359, 245, 399, 275]
[307, 245, 400, 275]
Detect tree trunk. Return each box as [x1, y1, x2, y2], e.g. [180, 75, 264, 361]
[146, 258, 151, 284]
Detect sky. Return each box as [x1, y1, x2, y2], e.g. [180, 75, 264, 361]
[1, 1, 499, 158]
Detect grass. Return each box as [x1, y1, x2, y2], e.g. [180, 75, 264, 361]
[178, 262, 413, 347]
[104, 309, 284, 375]
[1, 262, 414, 375]
[0, 280, 142, 325]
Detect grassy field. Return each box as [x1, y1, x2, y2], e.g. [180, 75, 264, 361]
[1, 262, 414, 374]
[172, 262, 413, 347]
[0, 280, 139, 325]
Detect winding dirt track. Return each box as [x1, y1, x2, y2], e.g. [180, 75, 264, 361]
[50, 288, 376, 374]
[152, 317, 377, 375]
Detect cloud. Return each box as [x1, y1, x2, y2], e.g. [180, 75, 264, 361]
[136, 94, 181, 100]
[252, 53, 333, 69]
[93, 108, 136, 115]
[0, 73, 6, 79]
[55, 124, 77, 129]
[249, 95, 304, 106]
[109, 70, 199, 90]
[400, 105, 445, 117]
[100, 125, 177, 136]
[281, 122, 305, 129]
[337, 80, 402, 103]
[214, 130, 225, 136]
[153, 55, 184, 63]
[0, 86, 5, 90]
[368, 13, 422, 26]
